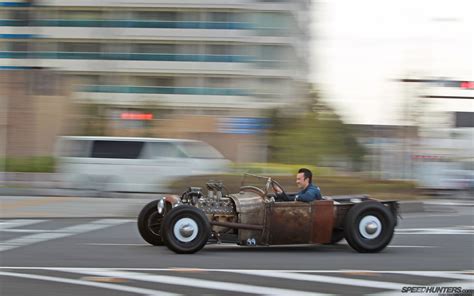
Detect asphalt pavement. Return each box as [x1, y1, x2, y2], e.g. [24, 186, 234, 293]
[0, 194, 473, 295]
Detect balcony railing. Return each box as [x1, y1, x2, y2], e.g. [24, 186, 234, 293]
[80, 85, 251, 96]
[0, 51, 254, 62]
[0, 19, 254, 29]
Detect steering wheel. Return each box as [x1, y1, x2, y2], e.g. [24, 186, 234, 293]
[265, 179, 289, 201]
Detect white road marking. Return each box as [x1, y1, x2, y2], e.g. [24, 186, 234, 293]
[1, 229, 52, 233]
[0, 219, 130, 252]
[0, 271, 181, 296]
[0, 219, 46, 229]
[223, 270, 408, 290]
[0, 232, 74, 252]
[2, 267, 472, 275]
[85, 243, 147, 246]
[383, 271, 474, 281]
[369, 280, 474, 296]
[1, 267, 472, 295]
[396, 227, 474, 235]
[387, 245, 438, 248]
[403, 213, 473, 218]
[59, 268, 326, 296]
[220, 270, 474, 294]
[423, 201, 474, 207]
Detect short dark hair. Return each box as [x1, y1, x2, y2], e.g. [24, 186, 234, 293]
[298, 168, 312, 183]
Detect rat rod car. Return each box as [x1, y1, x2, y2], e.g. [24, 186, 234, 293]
[138, 174, 399, 254]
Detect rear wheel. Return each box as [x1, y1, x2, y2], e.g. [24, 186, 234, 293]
[344, 201, 395, 253]
[161, 205, 210, 254]
[137, 200, 164, 246]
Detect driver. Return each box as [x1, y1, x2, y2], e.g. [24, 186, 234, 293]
[273, 168, 322, 202]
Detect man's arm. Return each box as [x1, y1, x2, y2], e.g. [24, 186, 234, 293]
[275, 192, 295, 201]
[295, 186, 322, 202]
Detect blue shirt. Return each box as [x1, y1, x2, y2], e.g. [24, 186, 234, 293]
[294, 183, 322, 202]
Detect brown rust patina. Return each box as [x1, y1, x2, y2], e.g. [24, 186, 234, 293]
[139, 174, 399, 254]
[228, 191, 336, 245]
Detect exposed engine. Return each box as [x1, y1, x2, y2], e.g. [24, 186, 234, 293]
[180, 181, 236, 216]
[179, 181, 237, 237]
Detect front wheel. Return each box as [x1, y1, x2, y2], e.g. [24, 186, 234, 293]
[137, 200, 164, 246]
[344, 201, 396, 253]
[161, 205, 210, 254]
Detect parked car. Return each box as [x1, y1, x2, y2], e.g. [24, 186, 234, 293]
[138, 174, 399, 254]
[55, 136, 231, 192]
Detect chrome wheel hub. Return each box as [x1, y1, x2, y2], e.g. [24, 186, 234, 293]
[359, 215, 382, 239]
[173, 218, 198, 242]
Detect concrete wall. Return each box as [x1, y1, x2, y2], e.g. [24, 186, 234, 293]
[0, 70, 76, 157]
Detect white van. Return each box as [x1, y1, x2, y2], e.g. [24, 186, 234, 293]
[55, 136, 231, 193]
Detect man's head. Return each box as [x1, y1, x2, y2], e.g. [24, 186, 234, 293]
[296, 168, 312, 189]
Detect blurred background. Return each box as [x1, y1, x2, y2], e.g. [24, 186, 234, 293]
[0, 0, 472, 197]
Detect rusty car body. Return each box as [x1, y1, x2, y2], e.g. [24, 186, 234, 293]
[138, 174, 399, 254]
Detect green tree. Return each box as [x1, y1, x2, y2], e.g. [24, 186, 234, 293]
[268, 87, 366, 170]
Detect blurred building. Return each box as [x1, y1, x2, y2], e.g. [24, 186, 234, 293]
[0, 0, 311, 162]
[358, 78, 474, 189]
[405, 78, 474, 190]
[1, 0, 310, 112]
[352, 124, 418, 180]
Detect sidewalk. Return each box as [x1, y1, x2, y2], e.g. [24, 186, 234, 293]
[0, 195, 158, 219]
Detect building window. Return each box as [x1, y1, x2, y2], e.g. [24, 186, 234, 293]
[73, 75, 101, 86]
[134, 11, 177, 21]
[179, 12, 201, 22]
[59, 10, 102, 20]
[134, 44, 175, 53]
[11, 9, 30, 21]
[61, 43, 101, 53]
[207, 45, 231, 55]
[206, 77, 231, 87]
[207, 12, 235, 22]
[7, 41, 28, 52]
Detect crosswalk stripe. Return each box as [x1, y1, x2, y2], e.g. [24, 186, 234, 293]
[383, 271, 474, 281]
[1, 267, 472, 295]
[0, 219, 46, 229]
[0, 232, 74, 252]
[1, 229, 52, 233]
[59, 268, 327, 296]
[0, 271, 181, 296]
[369, 280, 474, 296]
[223, 270, 407, 291]
[0, 219, 130, 252]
